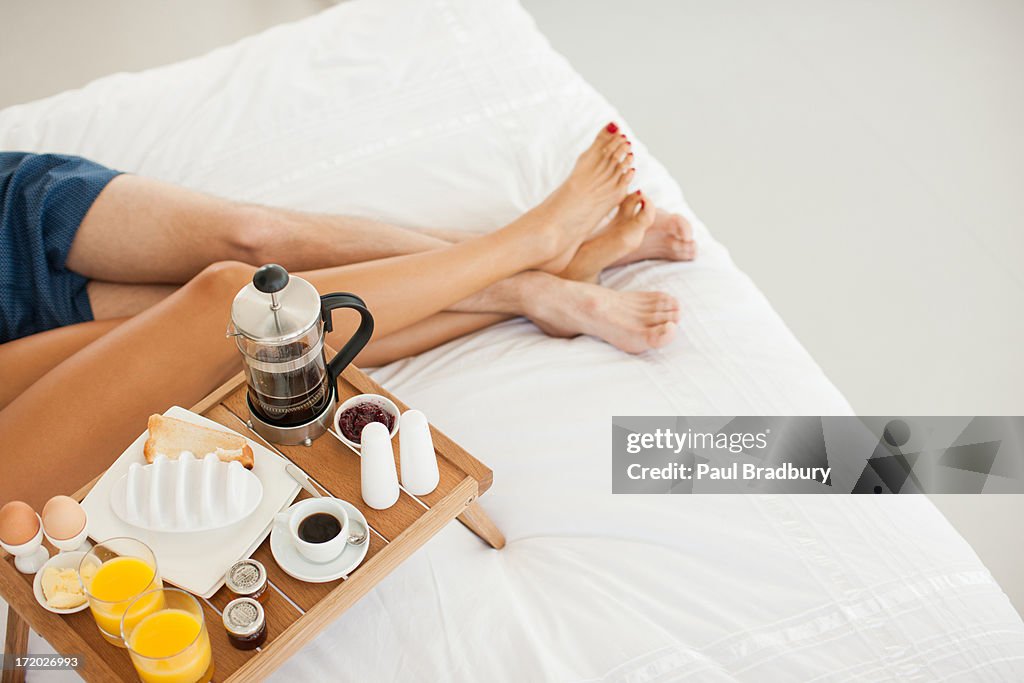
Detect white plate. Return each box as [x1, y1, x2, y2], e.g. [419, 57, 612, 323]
[80, 406, 301, 598]
[109, 453, 263, 533]
[270, 500, 369, 583]
[33, 552, 89, 614]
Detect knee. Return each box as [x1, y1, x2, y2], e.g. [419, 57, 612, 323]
[220, 204, 281, 265]
[188, 260, 256, 300]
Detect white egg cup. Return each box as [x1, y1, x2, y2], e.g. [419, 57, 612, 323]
[0, 514, 50, 574]
[43, 517, 92, 554]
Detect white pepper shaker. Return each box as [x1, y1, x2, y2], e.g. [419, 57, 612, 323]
[399, 410, 439, 496]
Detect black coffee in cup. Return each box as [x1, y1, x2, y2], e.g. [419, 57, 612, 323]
[297, 512, 342, 544]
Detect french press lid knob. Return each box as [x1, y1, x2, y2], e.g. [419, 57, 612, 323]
[252, 264, 289, 312]
[253, 264, 289, 294]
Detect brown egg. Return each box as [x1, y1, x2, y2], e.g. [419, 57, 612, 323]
[42, 495, 87, 541]
[0, 501, 40, 546]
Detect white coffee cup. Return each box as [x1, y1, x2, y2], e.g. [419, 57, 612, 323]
[275, 498, 350, 564]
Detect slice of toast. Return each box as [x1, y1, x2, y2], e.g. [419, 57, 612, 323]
[143, 414, 255, 469]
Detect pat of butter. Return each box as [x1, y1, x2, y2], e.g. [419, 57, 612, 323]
[40, 567, 86, 609]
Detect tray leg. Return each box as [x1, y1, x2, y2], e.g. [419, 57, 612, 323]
[2, 606, 30, 683]
[458, 501, 506, 549]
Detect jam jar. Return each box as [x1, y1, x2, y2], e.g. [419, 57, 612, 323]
[224, 559, 268, 602]
[223, 597, 267, 650]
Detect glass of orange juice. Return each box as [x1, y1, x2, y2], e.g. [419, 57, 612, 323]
[121, 588, 214, 683]
[79, 538, 163, 646]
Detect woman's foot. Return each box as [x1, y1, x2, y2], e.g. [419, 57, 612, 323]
[559, 190, 655, 283]
[519, 123, 636, 273]
[525, 277, 679, 354]
[611, 209, 697, 267]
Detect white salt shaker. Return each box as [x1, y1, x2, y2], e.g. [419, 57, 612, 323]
[399, 410, 439, 496]
[360, 422, 400, 510]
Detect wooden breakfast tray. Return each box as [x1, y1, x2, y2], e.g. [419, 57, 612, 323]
[1, 365, 503, 683]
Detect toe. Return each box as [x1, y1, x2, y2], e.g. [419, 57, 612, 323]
[637, 194, 656, 227]
[616, 151, 635, 176]
[680, 241, 697, 261]
[649, 308, 678, 324]
[619, 190, 643, 218]
[603, 136, 631, 162]
[670, 238, 696, 261]
[674, 214, 694, 241]
[647, 321, 678, 349]
[652, 292, 679, 312]
[617, 167, 636, 190]
[597, 122, 620, 143]
[585, 124, 619, 161]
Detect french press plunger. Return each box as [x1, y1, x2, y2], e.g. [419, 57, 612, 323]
[227, 264, 374, 446]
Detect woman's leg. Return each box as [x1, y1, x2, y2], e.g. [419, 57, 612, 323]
[355, 312, 511, 367]
[1, 254, 522, 505]
[0, 264, 248, 506]
[0, 318, 126, 410]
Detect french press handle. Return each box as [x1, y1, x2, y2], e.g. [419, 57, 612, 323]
[320, 293, 375, 383]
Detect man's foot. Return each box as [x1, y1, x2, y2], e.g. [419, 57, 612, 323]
[519, 123, 636, 273]
[525, 278, 680, 354]
[559, 191, 655, 283]
[611, 209, 697, 267]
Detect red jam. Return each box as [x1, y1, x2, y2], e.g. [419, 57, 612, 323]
[338, 403, 394, 443]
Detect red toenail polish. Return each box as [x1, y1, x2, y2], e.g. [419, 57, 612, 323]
[635, 190, 642, 195]
[630, 167, 636, 172]
[640, 200, 646, 209]
[606, 122, 619, 133]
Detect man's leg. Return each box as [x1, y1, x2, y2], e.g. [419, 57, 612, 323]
[353, 270, 681, 363]
[67, 124, 633, 284]
[66, 175, 460, 284]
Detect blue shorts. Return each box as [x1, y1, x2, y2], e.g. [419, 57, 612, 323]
[0, 152, 121, 343]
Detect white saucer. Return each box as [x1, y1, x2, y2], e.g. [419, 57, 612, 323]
[33, 551, 89, 614]
[270, 499, 370, 583]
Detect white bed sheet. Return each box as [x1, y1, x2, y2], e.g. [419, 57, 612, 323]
[3, 0, 1022, 680]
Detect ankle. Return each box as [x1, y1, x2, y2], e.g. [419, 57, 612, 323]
[518, 271, 568, 320]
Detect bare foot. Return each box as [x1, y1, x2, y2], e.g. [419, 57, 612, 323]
[611, 209, 697, 267]
[559, 190, 655, 283]
[525, 277, 679, 354]
[520, 123, 637, 273]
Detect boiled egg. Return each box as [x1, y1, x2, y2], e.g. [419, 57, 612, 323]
[41, 496, 86, 541]
[0, 501, 40, 546]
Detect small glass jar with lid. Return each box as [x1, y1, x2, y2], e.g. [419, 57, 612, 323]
[224, 558, 268, 602]
[223, 597, 267, 650]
